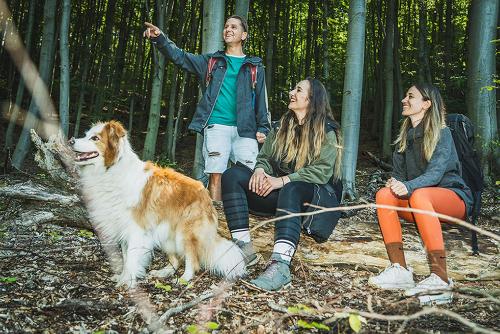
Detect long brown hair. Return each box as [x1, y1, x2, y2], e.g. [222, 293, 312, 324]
[272, 78, 343, 179]
[394, 83, 446, 161]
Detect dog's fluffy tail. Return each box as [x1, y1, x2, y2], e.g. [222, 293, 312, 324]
[202, 236, 246, 280]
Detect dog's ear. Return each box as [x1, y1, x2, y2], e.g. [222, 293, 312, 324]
[108, 121, 127, 138]
[102, 121, 126, 168]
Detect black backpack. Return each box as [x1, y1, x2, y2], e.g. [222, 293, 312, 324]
[446, 113, 484, 254]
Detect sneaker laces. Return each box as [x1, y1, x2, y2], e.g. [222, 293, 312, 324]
[261, 261, 280, 280]
[377, 264, 398, 278]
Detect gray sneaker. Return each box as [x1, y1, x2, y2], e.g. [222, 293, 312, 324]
[247, 255, 292, 292]
[233, 239, 261, 267]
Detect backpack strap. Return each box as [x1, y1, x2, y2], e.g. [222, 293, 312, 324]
[205, 57, 218, 87]
[250, 64, 257, 90]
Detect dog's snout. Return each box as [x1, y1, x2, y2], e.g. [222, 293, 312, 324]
[68, 137, 75, 146]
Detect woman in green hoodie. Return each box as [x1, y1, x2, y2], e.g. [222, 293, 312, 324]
[221, 78, 343, 291]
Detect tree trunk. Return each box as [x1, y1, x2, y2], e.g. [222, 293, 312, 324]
[443, 0, 453, 84]
[11, 0, 57, 169]
[341, 0, 367, 200]
[322, 0, 329, 83]
[304, 0, 315, 76]
[142, 0, 168, 161]
[171, 73, 188, 161]
[392, 0, 403, 131]
[163, 67, 179, 159]
[417, 0, 432, 83]
[59, 0, 71, 137]
[112, 2, 134, 97]
[73, 56, 90, 137]
[265, 1, 276, 94]
[128, 95, 135, 135]
[382, 0, 395, 159]
[235, 0, 250, 21]
[93, 0, 117, 117]
[4, 0, 36, 151]
[466, 0, 499, 179]
[192, 0, 225, 182]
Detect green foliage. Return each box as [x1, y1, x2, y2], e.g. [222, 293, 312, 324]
[178, 278, 193, 288]
[0, 277, 17, 283]
[348, 314, 363, 333]
[287, 303, 313, 314]
[297, 319, 330, 331]
[205, 322, 219, 330]
[78, 229, 94, 238]
[154, 282, 172, 293]
[48, 230, 62, 242]
[186, 322, 219, 334]
[154, 154, 184, 172]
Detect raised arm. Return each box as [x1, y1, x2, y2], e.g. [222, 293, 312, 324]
[144, 22, 209, 78]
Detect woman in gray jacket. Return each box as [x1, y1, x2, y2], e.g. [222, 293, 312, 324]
[368, 83, 473, 306]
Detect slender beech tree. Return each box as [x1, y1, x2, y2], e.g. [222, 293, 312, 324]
[321, 0, 329, 83]
[341, 0, 366, 199]
[192, 0, 225, 181]
[93, 0, 117, 117]
[381, 0, 395, 159]
[164, 0, 188, 160]
[142, 0, 167, 161]
[5, 0, 35, 151]
[466, 0, 499, 179]
[417, 0, 432, 83]
[235, 0, 250, 21]
[265, 1, 276, 92]
[59, 0, 71, 137]
[11, 0, 57, 169]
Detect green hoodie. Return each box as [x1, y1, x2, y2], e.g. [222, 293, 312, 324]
[255, 128, 338, 185]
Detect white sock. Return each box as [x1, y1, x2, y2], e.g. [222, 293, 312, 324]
[231, 229, 251, 243]
[273, 240, 296, 263]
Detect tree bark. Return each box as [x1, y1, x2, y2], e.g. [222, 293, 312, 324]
[11, 0, 58, 169]
[192, 0, 225, 183]
[265, 1, 276, 94]
[73, 56, 90, 137]
[466, 0, 499, 179]
[142, 0, 168, 160]
[341, 0, 367, 200]
[382, 0, 395, 159]
[235, 0, 250, 21]
[59, 0, 71, 137]
[4, 0, 36, 152]
[417, 0, 432, 83]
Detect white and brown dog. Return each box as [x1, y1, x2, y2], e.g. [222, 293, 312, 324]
[69, 121, 246, 287]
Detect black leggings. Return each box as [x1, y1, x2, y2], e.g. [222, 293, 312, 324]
[221, 165, 315, 247]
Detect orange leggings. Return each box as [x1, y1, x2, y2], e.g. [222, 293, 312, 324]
[376, 187, 466, 251]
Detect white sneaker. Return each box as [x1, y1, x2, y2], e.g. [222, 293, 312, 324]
[405, 273, 453, 305]
[368, 263, 415, 290]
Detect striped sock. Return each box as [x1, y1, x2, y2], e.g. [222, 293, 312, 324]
[231, 229, 251, 243]
[273, 240, 296, 263]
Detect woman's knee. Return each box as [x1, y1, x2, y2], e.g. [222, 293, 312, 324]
[277, 181, 312, 210]
[221, 166, 251, 191]
[408, 188, 430, 208]
[376, 187, 394, 204]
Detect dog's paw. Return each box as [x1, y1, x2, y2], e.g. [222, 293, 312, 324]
[115, 273, 137, 289]
[179, 273, 193, 282]
[149, 267, 176, 278]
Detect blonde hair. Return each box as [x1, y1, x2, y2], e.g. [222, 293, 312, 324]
[272, 78, 343, 180]
[394, 83, 446, 161]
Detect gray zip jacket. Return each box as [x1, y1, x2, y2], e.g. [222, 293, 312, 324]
[151, 33, 271, 138]
[392, 124, 474, 217]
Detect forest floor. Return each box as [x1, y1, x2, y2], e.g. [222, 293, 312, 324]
[0, 133, 499, 334]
